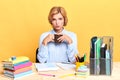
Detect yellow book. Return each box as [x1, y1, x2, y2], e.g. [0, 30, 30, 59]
[2, 56, 29, 65]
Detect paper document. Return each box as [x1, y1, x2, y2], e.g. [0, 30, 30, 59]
[35, 63, 59, 71]
[56, 63, 75, 70]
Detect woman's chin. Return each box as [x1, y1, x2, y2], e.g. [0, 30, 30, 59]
[53, 27, 63, 32]
[54, 28, 61, 31]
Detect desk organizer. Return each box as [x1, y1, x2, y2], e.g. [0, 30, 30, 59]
[90, 36, 113, 75]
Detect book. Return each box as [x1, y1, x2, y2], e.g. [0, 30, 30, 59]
[35, 63, 59, 71]
[77, 65, 89, 72]
[2, 56, 29, 65]
[3, 60, 29, 67]
[4, 70, 33, 78]
[3, 61, 32, 70]
[4, 66, 32, 75]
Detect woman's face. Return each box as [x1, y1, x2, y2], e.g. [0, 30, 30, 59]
[51, 13, 64, 33]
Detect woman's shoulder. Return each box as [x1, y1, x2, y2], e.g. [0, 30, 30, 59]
[41, 32, 49, 36]
[40, 30, 52, 37]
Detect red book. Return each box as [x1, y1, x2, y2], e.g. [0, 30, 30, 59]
[4, 66, 32, 75]
[4, 62, 32, 70]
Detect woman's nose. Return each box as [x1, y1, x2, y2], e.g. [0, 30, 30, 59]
[56, 20, 59, 25]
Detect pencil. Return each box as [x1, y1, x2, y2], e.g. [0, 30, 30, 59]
[39, 73, 55, 77]
[59, 74, 74, 78]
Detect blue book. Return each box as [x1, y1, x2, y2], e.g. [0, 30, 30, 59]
[4, 70, 33, 78]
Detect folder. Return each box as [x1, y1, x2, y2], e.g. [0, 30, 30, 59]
[94, 38, 101, 75]
[90, 36, 97, 58]
[106, 50, 111, 75]
[90, 36, 97, 75]
[100, 43, 107, 58]
[100, 43, 107, 75]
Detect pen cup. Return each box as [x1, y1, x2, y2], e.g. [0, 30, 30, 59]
[76, 62, 85, 71]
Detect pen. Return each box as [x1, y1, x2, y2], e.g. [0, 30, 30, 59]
[75, 54, 79, 62]
[39, 73, 55, 77]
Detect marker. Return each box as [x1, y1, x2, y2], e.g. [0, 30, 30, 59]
[84, 54, 86, 61]
[39, 73, 55, 77]
[11, 56, 16, 60]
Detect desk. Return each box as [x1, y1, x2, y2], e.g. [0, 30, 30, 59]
[0, 62, 120, 80]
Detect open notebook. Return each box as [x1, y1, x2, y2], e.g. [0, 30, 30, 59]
[35, 63, 76, 71]
[35, 63, 59, 71]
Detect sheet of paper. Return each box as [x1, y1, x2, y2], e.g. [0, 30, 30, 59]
[35, 63, 59, 71]
[56, 63, 75, 70]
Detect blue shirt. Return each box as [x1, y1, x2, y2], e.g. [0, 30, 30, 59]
[37, 29, 78, 63]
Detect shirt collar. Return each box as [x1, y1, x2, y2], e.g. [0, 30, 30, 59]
[51, 29, 65, 34]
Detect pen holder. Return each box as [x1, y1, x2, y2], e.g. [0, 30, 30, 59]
[76, 62, 85, 71]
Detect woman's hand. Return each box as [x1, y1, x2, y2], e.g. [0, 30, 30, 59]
[57, 34, 73, 44]
[42, 34, 54, 46]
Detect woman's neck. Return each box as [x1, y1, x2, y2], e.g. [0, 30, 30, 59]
[54, 28, 64, 33]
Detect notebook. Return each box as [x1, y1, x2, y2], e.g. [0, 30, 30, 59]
[35, 63, 59, 71]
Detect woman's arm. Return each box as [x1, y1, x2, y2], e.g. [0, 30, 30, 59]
[37, 33, 50, 63]
[66, 32, 78, 63]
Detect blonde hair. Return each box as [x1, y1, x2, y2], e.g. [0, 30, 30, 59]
[48, 6, 68, 26]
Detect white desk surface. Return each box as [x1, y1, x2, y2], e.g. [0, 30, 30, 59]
[0, 62, 120, 80]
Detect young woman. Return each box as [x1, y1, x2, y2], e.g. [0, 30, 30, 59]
[37, 6, 78, 63]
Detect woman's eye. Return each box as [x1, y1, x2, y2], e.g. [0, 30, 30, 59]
[59, 18, 63, 20]
[52, 19, 56, 21]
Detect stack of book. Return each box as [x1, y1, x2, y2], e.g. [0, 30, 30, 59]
[75, 54, 89, 77]
[76, 65, 89, 77]
[2, 56, 33, 79]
